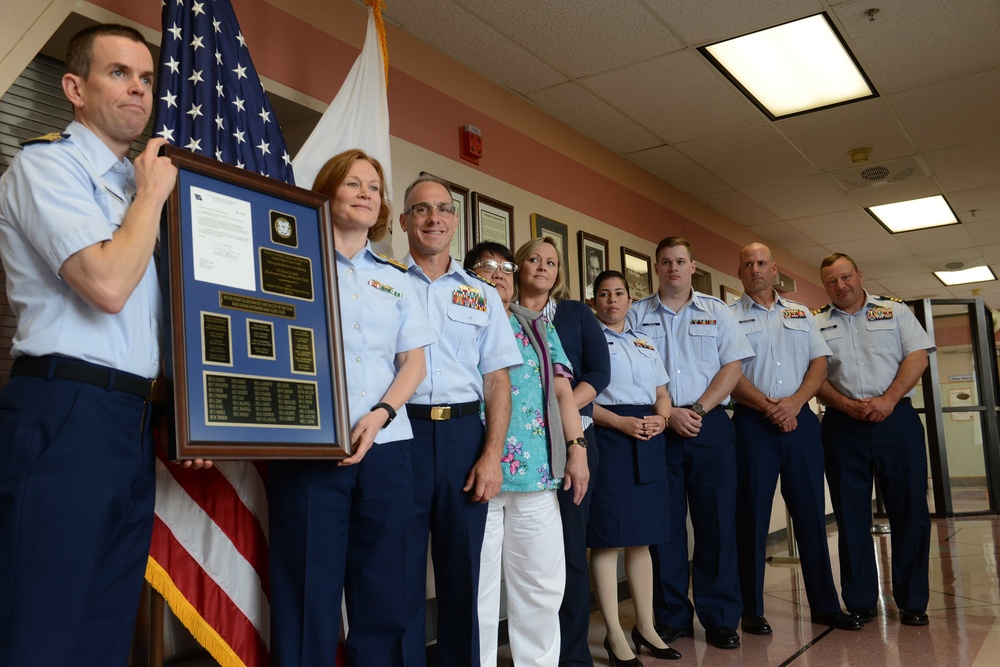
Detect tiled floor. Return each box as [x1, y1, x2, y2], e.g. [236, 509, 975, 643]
[503, 514, 1000, 666]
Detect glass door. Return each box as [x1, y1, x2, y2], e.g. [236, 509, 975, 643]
[910, 298, 1000, 517]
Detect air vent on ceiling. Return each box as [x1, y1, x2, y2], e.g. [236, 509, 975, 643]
[830, 155, 930, 191]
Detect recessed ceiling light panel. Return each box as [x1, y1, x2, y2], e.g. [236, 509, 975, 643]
[867, 195, 959, 233]
[934, 266, 996, 286]
[701, 13, 876, 119]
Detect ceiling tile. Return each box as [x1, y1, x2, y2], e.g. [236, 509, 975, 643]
[888, 68, 1000, 152]
[795, 245, 837, 267]
[644, 0, 824, 46]
[677, 124, 820, 188]
[463, 0, 683, 78]
[891, 225, 976, 255]
[582, 50, 763, 144]
[740, 175, 856, 219]
[912, 246, 986, 271]
[832, 0, 1000, 94]
[788, 209, 884, 244]
[775, 98, 915, 171]
[857, 258, 925, 280]
[625, 145, 731, 196]
[925, 138, 1000, 192]
[527, 82, 661, 153]
[877, 272, 949, 292]
[947, 184, 1000, 224]
[698, 190, 779, 226]
[965, 219, 1000, 246]
[980, 243, 1000, 264]
[384, 0, 567, 93]
[844, 176, 941, 209]
[750, 221, 819, 249]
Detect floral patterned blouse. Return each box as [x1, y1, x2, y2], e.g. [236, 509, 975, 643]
[497, 313, 573, 492]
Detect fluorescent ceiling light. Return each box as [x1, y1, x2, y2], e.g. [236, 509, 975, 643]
[702, 14, 875, 118]
[934, 266, 996, 286]
[867, 195, 959, 233]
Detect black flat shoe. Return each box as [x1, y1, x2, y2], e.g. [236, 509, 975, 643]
[849, 607, 877, 624]
[741, 614, 772, 635]
[811, 611, 863, 631]
[706, 625, 740, 649]
[899, 609, 929, 626]
[603, 637, 641, 667]
[631, 626, 681, 660]
[654, 623, 694, 643]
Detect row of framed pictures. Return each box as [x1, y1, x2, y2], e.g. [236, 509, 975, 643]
[431, 173, 653, 304]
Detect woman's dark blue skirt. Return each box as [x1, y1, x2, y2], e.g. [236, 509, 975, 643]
[587, 404, 670, 548]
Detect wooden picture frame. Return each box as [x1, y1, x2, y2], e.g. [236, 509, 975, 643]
[471, 192, 514, 248]
[721, 284, 742, 304]
[621, 246, 653, 300]
[578, 231, 609, 303]
[420, 172, 472, 258]
[530, 213, 571, 293]
[161, 146, 351, 459]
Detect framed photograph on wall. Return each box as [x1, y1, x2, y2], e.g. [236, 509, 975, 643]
[578, 231, 609, 303]
[471, 193, 514, 248]
[530, 213, 570, 293]
[420, 172, 472, 258]
[720, 285, 742, 305]
[621, 246, 653, 300]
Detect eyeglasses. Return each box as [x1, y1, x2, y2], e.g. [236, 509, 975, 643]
[473, 259, 517, 274]
[403, 202, 456, 217]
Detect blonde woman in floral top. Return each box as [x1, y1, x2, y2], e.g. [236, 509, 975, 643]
[465, 242, 588, 667]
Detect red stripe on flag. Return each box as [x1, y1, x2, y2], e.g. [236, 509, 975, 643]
[156, 453, 270, 596]
[149, 516, 269, 667]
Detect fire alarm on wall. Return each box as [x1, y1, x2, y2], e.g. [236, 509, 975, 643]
[460, 124, 482, 164]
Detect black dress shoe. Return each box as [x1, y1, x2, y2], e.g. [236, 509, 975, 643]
[899, 609, 929, 626]
[849, 607, 877, 624]
[811, 611, 863, 631]
[740, 615, 772, 635]
[631, 626, 681, 660]
[706, 626, 740, 649]
[655, 623, 694, 643]
[602, 637, 641, 667]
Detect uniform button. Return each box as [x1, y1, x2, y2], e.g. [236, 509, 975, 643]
[360, 391, 366, 397]
[352, 294, 358, 299]
[348, 268, 354, 274]
[355, 356, 362, 362]
[776, 361, 781, 366]
[353, 323, 360, 330]
[435, 368, 441, 374]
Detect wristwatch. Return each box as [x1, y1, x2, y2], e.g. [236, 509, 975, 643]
[566, 436, 588, 449]
[690, 402, 707, 417]
[371, 402, 397, 428]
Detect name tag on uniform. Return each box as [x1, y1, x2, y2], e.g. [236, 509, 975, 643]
[782, 308, 805, 319]
[690, 319, 716, 325]
[453, 285, 486, 312]
[368, 279, 401, 298]
[641, 321, 661, 327]
[739, 318, 755, 324]
[867, 306, 893, 321]
[820, 324, 838, 332]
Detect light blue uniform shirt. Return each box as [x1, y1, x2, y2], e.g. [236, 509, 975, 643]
[628, 290, 754, 406]
[0, 121, 161, 378]
[730, 291, 831, 400]
[404, 255, 521, 404]
[597, 323, 668, 406]
[813, 291, 935, 400]
[337, 243, 436, 443]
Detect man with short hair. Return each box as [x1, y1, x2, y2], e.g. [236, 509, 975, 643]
[629, 236, 754, 650]
[0, 24, 179, 666]
[399, 174, 522, 665]
[730, 243, 861, 635]
[815, 253, 934, 627]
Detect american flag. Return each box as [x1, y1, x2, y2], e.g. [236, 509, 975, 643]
[148, 1, 292, 665]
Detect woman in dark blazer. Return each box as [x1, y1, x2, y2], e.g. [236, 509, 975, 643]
[513, 236, 610, 666]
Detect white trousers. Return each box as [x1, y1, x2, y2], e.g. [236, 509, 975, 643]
[478, 490, 566, 667]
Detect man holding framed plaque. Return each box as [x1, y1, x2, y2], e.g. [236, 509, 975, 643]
[399, 174, 522, 666]
[0, 24, 180, 666]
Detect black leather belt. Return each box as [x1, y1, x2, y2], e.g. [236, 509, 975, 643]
[12, 355, 156, 400]
[407, 401, 480, 421]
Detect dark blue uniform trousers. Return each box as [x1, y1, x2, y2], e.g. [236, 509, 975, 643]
[0, 376, 154, 667]
[556, 422, 598, 666]
[733, 404, 842, 616]
[405, 414, 489, 667]
[822, 399, 931, 612]
[268, 438, 412, 667]
[651, 408, 741, 630]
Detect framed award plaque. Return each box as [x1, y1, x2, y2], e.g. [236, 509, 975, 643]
[161, 146, 351, 459]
